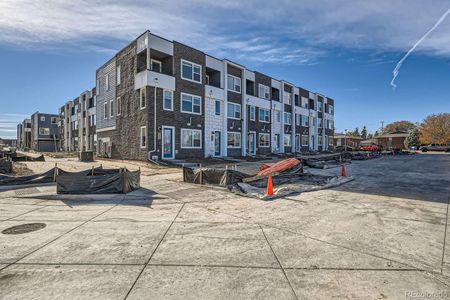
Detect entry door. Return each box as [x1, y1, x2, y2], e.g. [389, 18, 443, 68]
[248, 132, 256, 155]
[162, 126, 174, 159]
[213, 131, 221, 156]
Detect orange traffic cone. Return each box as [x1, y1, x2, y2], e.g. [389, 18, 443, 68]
[266, 174, 274, 196]
[341, 164, 347, 177]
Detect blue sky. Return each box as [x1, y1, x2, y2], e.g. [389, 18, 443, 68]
[1, 0, 449, 138]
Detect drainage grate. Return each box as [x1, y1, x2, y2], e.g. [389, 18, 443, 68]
[15, 187, 40, 196]
[2, 223, 46, 235]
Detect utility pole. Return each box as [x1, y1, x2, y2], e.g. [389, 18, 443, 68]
[380, 121, 384, 133]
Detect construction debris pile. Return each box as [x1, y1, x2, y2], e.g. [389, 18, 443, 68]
[183, 158, 353, 199]
[0, 166, 140, 194]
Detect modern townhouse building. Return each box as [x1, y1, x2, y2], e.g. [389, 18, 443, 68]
[16, 119, 32, 151]
[30, 112, 59, 152]
[59, 88, 97, 152]
[95, 31, 334, 161]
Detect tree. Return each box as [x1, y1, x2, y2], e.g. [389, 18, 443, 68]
[383, 121, 416, 134]
[404, 127, 421, 149]
[419, 113, 450, 145]
[352, 127, 360, 137]
[374, 130, 379, 137]
[367, 133, 373, 139]
[361, 126, 367, 139]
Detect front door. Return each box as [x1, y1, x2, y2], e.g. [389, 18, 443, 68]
[213, 131, 221, 156]
[162, 126, 174, 159]
[248, 132, 256, 155]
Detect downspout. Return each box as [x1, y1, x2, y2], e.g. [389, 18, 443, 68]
[147, 77, 160, 165]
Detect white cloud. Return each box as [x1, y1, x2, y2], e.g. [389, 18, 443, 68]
[0, 0, 449, 66]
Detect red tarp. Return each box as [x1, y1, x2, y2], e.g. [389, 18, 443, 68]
[257, 158, 301, 177]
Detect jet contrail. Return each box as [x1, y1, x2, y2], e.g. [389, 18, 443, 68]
[391, 8, 450, 89]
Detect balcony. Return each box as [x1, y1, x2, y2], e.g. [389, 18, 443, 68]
[135, 70, 175, 91]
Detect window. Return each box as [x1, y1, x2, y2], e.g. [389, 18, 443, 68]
[103, 102, 108, 119]
[284, 134, 291, 146]
[116, 65, 121, 85]
[105, 75, 109, 91]
[259, 133, 270, 147]
[205, 74, 210, 85]
[227, 132, 241, 148]
[181, 60, 201, 83]
[96, 79, 100, 96]
[258, 84, 270, 99]
[301, 98, 308, 108]
[249, 106, 255, 121]
[215, 100, 221, 116]
[40, 116, 45, 122]
[284, 112, 292, 125]
[163, 90, 173, 111]
[301, 115, 309, 127]
[295, 114, 301, 126]
[181, 93, 201, 114]
[117, 97, 121, 116]
[318, 136, 323, 146]
[275, 111, 281, 123]
[110, 99, 114, 117]
[181, 129, 202, 148]
[51, 117, 57, 124]
[39, 128, 50, 135]
[227, 103, 241, 119]
[140, 126, 147, 148]
[329, 104, 334, 115]
[327, 120, 334, 130]
[274, 134, 280, 151]
[318, 118, 323, 128]
[318, 102, 323, 112]
[140, 88, 146, 109]
[227, 75, 241, 93]
[283, 92, 291, 105]
[301, 135, 309, 146]
[151, 59, 162, 72]
[259, 108, 270, 123]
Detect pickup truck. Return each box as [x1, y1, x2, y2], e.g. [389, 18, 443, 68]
[419, 144, 450, 152]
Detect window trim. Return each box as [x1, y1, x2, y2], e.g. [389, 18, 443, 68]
[215, 100, 221, 116]
[301, 135, 309, 146]
[117, 97, 121, 116]
[227, 74, 241, 94]
[163, 89, 174, 111]
[284, 134, 292, 147]
[258, 84, 270, 100]
[227, 131, 241, 148]
[140, 88, 146, 110]
[140, 126, 147, 149]
[258, 108, 270, 123]
[180, 92, 202, 115]
[103, 102, 108, 119]
[284, 112, 292, 125]
[258, 133, 270, 148]
[116, 65, 121, 85]
[110, 99, 114, 117]
[181, 59, 202, 84]
[105, 75, 109, 91]
[227, 102, 241, 120]
[151, 59, 162, 73]
[249, 106, 255, 121]
[181, 128, 202, 149]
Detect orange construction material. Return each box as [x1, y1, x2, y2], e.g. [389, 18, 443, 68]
[341, 164, 347, 177]
[266, 174, 274, 196]
[257, 158, 301, 177]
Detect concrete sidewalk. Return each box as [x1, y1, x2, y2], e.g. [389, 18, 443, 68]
[0, 154, 449, 299]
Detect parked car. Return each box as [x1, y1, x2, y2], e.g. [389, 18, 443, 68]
[335, 145, 355, 152]
[360, 143, 383, 152]
[419, 144, 450, 152]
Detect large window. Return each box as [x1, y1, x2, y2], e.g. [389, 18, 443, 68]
[116, 65, 121, 85]
[295, 114, 301, 126]
[227, 75, 241, 93]
[227, 103, 241, 119]
[258, 84, 270, 99]
[163, 90, 173, 111]
[181, 129, 202, 148]
[283, 92, 291, 105]
[227, 132, 241, 148]
[329, 104, 334, 114]
[39, 128, 50, 135]
[249, 106, 255, 121]
[181, 60, 201, 83]
[181, 93, 201, 114]
[259, 108, 270, 123]
[318, 136, 323, 146]
[140, 88, 146, 109]
[140, 126, 147, 148]
[259, 133, 270, 147]
[284, 112, 292, 125]
[301, 135, 309, 146]
[284, 134, 291, 146]
[105, 75, 109, 91]
[151, 59, 162, 72]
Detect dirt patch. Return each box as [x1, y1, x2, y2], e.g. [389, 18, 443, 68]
[12, 162, 34, 176]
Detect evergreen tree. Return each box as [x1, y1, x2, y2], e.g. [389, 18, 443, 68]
[361, 126, 367, 139]
[352, 127, 360, 137]
[404, 127, 421, 149]
[374, 130, 379, 137]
